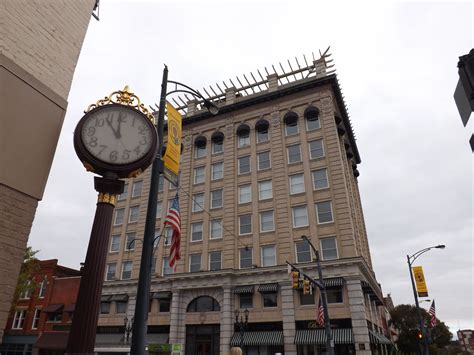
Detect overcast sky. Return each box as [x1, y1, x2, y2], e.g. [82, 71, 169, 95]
[28, 0, 473, 333]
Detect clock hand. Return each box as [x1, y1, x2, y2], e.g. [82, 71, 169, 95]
[116, 112, 126, 139]
[105, 113, 119, 138]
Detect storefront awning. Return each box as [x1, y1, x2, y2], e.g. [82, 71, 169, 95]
[42, 304, 64, 313]
[258, 283, 279, 293]
[64, 303, 75, 312]
[101, 295, 112, 302]
[152, 291, 172, 299]
[230, 331, 283, 346]
[233, 285, 255, 294]
[110, 294, 129, 301]
[369, 330, 392, 344]
[323, 277, 344, 287]
[34, 332, 69, 350]
[294, 328, 354, 345]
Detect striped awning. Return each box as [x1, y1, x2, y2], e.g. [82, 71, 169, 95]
[234, 285, 255, 294]
[369, 330, 392, 345]
[324, 277, 344, 287]
[230, 331, 283, 346]
[294, 328, 354, 345]
[258, 283, 279, 293]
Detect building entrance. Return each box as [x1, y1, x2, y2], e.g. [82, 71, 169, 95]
[185, 325, 220, 355]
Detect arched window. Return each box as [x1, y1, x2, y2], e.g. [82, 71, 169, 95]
[255, 119, 269, 143]
[194, 136, 207, 159]
[305, 106, 320, 131]
[236, 124, 250, 148]
[186, 296, 220, 312]
[284, 112, 298, 136]
[211, 132, 224, 154]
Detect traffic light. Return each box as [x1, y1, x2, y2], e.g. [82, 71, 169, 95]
[303, 279, 311, 294]
[291, 271, 299, 289]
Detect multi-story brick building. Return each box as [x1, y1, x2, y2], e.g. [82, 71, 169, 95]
[0, 0, 96, 341]
[96, 54, 392, 355]
[1, 259, 81, 354]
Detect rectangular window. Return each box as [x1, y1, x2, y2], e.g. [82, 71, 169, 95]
[191, 222, 203, 242]
[320, 237, 338, 260]
[106, 263, 116, 281]
[316, 201, 334, 224]
[238, 155, 251, 174]
[211, 162, 223, 180]
[164, 227, 173, 246]
[256, 126, 269, 143]
[19, 280, 31, 299]
[257, 151, 271, 170]
[159, 298, 171, 312]
[110, 235, 120, 252]
[122, 261, 132, 280]
[100, 302, 111, 314]
[47, 312, 62, 322]
[263, 293, 278, 307]
[258, 180, 272, 200]
[239, 248, 252, 269]
[32, 308, 41, 329]
[261, 245, 276, 267]
[132, 180, 143, 197]
[192, 193, 204, 212]
[300, 292, 315, 305]
[239, 214, 252, 235]
[240, 294, 253, 308]
[295, 241, 312, 263]
[209, 251, 222, 271]
[289, 173, 305, 194]
[309, 139, 325, 159]
[114, 208, 125, 225]
[12, 310, 26, 329]
[194, 166, 205, 184]
[116, 301, 127, 314]
[210, 219, 222, 239]
[189, 254, 201, 272]
[306, 114, 321, 131]
[195, 142, 206, 158]
[327, 288, 343, 303]
[117, 183, 128, 201]
[285, 119, 299, 136]
[292, 205, 309, 227]
[156, 201, 162, 219]
[259, 211, 274, 232]
[163, 257, 174, 276]
[238, 184, 251, 204]
[212, 139, 223, 154]
[158, 175, 164, 192]
[128, 206, 140, 223]
[312, 168, 329, 190]
[238, 131, 250, 147]
[151, 257, 157, 275]
[287, 144, 302, 164]
[125, 232, 135, 251]
[39, 278, 47, 298]
[211, 189, 223, 209]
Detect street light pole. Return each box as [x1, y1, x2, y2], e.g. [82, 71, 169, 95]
[407, 245, 445, 355]
[301, 235, 335, 355]
[234, 309, 249, 354]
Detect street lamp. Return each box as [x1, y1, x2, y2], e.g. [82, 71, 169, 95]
[130, 65, 218, 354]
[407, 245, 445, 355]
[124, 317, 133, 344]
[234, 309, 249, 352]
[301, 235, 335, 355]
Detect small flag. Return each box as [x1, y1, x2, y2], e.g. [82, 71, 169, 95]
[164, 194, 181, 269]
[429, 300, 437, 328]
[316, 297, 325, 327]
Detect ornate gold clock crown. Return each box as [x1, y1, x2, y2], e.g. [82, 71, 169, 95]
[85, 85, 155, 124]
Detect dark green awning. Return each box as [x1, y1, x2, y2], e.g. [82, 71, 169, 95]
[294, 328, 354, 345]
[369, 330, 392, 344]
[110, 294, 129, 301]
[230, 331, 283, 346]
[234, 285, 255, 294]
[152, 291, 172, 299]
[323, 277, 344, 287]
[258, 283, 279, 293]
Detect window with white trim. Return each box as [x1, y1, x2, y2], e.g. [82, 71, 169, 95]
[106, 263, 116, 281]
[114, 208, 125, 225]
[316, 201, 334, 224]
[312, 168, 329, 190]
[258, 180, 272, 200]
[192, 193, 204, 212]
[320, 237, 338, 260]
[189, 254, 201, 272]
[110, 234, 120, 252]
[195, 138, 207, 158]
[211, 162, 223, 180]
[238, 184, 251, 204]
[19, 280, 32, 299]
[289, 173, 305, 194]
[237, 125, 250, 148]
[163, 257, 174, 276]
[259, 210, 274, 232]
[295, 241, 312, 263]
[256, 122, 269, 143]
[285, 114, 299, 136]
[117, 183, 128, 200]
[128, 206, 140, 223]
[156, 201, 162, 219]
[239, 214, 252, 235]
[32, 308, 41, 329]
[238, 155, 251, 174]
[125, 232, 135, 251]
[305, 108, 321, 131]
[239, 248, 252, 269]
[194, 166, 205, 184]
[39, 277, 47, 298]
[191, 222, 203, 242]
[309, 139, 325, 159]
[292, 205, 308, 227]
[158, 175, 164, 192]
[257, 151, 271, 170]
[212, 134, 224, 154]
[287, 144, 302, 164]
[121, 261, 132, 280]
[210, 219, 223, 239]
[132, 180, 143, 197]
[209, 251, 222, 271]
[211, 189, 223, 209]
[12, 310, 26, 329]
[261, 244, 276, 267]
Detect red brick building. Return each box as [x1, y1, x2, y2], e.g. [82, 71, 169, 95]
[1, 259, 81, 354]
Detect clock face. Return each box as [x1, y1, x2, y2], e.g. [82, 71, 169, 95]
[80, 105, 155, 165]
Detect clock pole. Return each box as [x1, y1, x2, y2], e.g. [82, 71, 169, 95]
[66, 176, 124, 354]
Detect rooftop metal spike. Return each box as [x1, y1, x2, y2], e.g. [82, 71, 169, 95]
[184, 94, 192, 102]
[279, 62, 290, 83]
[209, 85, 218, 97]
[236, 76, 245, 91]
[257, 69, 265, 81]
[178, 97, 187, 106]
[287, 59, 297, 81]
[222, 81, 229, 89]
[312, 52, 316, 61]
[229, 78, 236, 88]
[243, 74, 255, 93]
[303, 54, 309, 67]
[215, 83, 225, 94]
[264, 67, 270, 76]
[202, 87, 212, 98]
[172, 97, 180, 107]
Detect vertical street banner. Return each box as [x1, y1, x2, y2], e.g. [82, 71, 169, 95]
[163, 102, 182, 186]
[412, 266, 429, 297]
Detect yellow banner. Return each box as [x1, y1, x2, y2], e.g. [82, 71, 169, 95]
[163, 102, 182, 185]
[412, 266, 429, 297]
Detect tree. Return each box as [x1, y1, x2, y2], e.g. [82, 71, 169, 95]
[389, 304, 452, 354]
[11, 246, 40, 312]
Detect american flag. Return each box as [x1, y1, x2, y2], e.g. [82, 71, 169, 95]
[164, 194, 181, 269]
[316, 297, 325, 327]
[429, 300, 437, 328]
